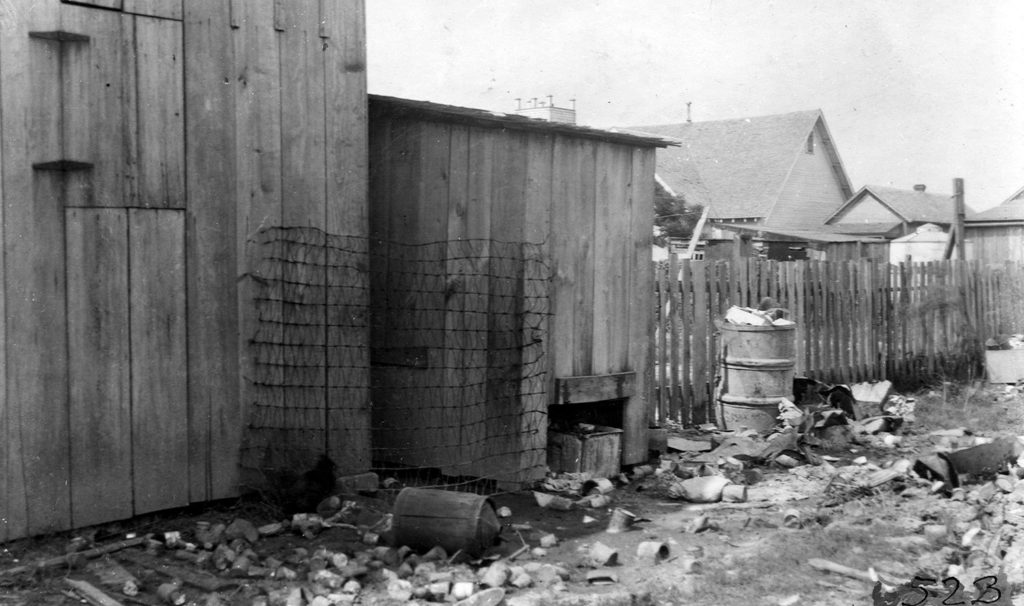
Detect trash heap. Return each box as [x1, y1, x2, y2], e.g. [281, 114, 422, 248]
[640, 378, 1024, 591]
[0, 486, 581, 606]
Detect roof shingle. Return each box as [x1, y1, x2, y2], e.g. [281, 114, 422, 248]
[623, 110, 827, 220]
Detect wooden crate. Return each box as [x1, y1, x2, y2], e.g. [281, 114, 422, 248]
[547, 426, 622, 478]
[985, 350, 1024, 383]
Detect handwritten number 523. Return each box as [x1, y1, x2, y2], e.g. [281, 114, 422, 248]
[898, 575, 1002, 606]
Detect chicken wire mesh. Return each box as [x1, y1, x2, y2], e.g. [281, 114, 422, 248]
[240, 226, 550, 495]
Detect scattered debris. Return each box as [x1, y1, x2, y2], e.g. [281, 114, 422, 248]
[605, 508, 636, 534]
[807, 558, 881, 584]
[635, 541, 669, 565]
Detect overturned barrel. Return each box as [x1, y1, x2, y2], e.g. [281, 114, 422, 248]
[392, 488, 501, 556]
[716, 321, 796, 433]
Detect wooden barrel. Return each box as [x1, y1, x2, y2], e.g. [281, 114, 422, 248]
[717, 322, 796, 433]
[392, 488, 501, 555]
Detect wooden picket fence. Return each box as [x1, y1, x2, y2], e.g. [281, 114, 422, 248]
[653, 256, 1024, 426]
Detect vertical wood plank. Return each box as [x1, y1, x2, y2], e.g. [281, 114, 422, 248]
[691, 260, 709, 424]
[66, 208, 132, 527]
[133, 15, 185, 208]
[573, 140, 596, 376]
[59, 5, 126, 208]
[4, 2, 70, 538]
[323, 0, 366, 237]
[485, 129, 528, 480]
[656, 262, 668, 422]
[624, 147, 654, 463]
[455, 126, 491, 476]
[323, 0, 368, 472]
[549, 135, 580, 381]
[130, 209, 188, 514]
[0, 1, 6, 541]
[674, 257, 688, 424]
[278, 0, 326, 227]
[518, 132, 552, 482]
[184, 0, 238, 501]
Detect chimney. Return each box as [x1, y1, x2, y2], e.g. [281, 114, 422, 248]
[913, 184, 926, 192]
[686, 101, 692, 124]
[514, 95, 577, 124]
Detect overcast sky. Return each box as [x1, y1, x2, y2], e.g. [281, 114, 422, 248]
[366, 0, 1023, 212]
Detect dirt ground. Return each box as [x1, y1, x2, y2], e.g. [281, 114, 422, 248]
[2, 381, 1024, 606]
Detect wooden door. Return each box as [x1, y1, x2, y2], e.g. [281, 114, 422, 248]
[55, 1, 188, 526]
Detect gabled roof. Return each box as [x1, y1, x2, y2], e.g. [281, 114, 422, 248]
[967, 185, 1024, 223]
[622, 110, 853, 221]
[827, 185, 954, 225]
[369, 95, 676, 148]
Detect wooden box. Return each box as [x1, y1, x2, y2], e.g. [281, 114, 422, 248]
[547, 426, 622, 478]
[985, 350, 1024, 383]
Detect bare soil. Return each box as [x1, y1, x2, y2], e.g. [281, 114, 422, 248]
[2, 382, 1023, 606]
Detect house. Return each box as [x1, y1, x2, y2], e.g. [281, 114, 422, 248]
[368, 95, 673, 485]
[826, 184, 955, 238]
[966, 186, 1024, 264]
[623, 110, 854, 232]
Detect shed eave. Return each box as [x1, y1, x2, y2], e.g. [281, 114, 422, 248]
[369, 94, 676, 148]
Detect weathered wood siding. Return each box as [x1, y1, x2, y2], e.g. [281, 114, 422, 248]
[766, 123, 850, 230]
[966, 225, 1024, 265]
[368, 106, 656, 477]
[0, 0, 368, 542]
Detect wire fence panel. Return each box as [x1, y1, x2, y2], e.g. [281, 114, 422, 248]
[240, 227, 550, 494]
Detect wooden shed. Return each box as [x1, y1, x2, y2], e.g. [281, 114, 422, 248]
[0, 0, 369, 542]
[966, 187, 1024, 265]
[367, 96, 671, 485]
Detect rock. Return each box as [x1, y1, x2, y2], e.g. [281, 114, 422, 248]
[510, 571, 533, 588]
[225, 518, 259, 544]
[452, 581, 476, 599]
[539, 533, 558, 548]
[312, 569, 345, 590]
[479, 562, 511, 588]
[454, 587, 506, 606]
[387, 579, 413, 601]
[1003, 540, 1024, 587]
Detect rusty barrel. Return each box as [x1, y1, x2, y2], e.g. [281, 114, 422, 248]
[392, 487, 501, 556]
[716, 321, 796, 433]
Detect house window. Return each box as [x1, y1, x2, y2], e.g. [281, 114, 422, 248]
[805, 133, 814, 154]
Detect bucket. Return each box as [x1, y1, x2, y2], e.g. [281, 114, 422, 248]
[392, 488, 501, 556]
[716, 322, 796, 433]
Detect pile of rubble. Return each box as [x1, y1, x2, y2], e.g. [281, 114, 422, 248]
[0, 489, 590, 606]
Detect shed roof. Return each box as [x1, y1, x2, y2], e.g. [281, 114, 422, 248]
[621, 110, 852, 220]
[715, 222, 887, 244]
[967, 185, 1024, 223]
[369, 95, 676, 148]
[828, 185, 954, 224]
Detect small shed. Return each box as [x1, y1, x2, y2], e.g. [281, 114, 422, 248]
[712, 224, 889, 263]
[367, 96, 672, 485]
[966, 187, 1024, 264]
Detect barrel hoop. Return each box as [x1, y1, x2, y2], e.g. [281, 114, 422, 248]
[723, 357, 795, 370]
[719, 394, 786, 406]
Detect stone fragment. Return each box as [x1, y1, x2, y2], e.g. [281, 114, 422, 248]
[225, 518, 259, 544]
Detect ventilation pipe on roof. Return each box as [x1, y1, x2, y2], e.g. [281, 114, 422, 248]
[914, 184, 926, 192]
[686, 101, 692, 124]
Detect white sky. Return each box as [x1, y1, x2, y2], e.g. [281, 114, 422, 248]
[366, 0, 1024, 212]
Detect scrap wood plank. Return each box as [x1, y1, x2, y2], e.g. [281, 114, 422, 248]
[65, 579, 124, 606]
[118, 551, 235, 592]
[0, 536, 147, 578]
